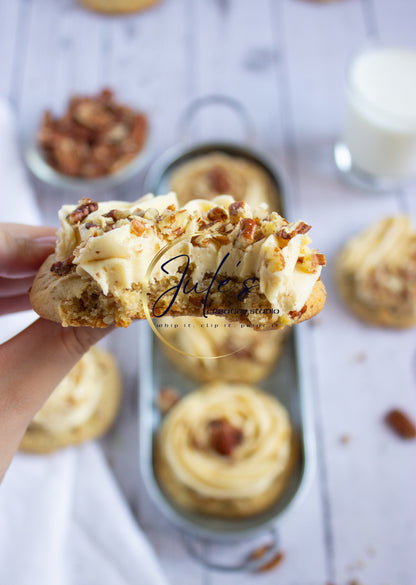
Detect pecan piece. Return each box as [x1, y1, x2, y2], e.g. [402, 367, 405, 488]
[289, 304, 307, 320]
[385, 409, 416, 439]
[50, 255, 75, 276]
[157, 386, 180, 414]
[208, 418, 243, 456]
[207, 166, 231, 193]
[316, 253, 326, 266]
[229, 200, 244, 217]
[207, 206, 228, 221]
[67, 198, 98, 224]
[294, 221, 311, 235]
[239, 218, 256, 242]
[275, 228, 292, 240]
[103, 209, 131, 222]
[130, 218, 146, 236]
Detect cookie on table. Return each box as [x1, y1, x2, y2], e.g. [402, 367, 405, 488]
[78, 0, 161, 14]
[155, 383, 296, 518]
[160, 316, 287, 384]
[170, 152, 280, 211]
[30, 193, 326, 330]
[336, 216, 416, 328]
[19, 346, 121, 454]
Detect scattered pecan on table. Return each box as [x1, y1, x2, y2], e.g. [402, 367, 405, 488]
[37, 88, 148, 178]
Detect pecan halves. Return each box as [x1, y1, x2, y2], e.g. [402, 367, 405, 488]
[67, 198, 98, 224]
[385, 409, 416, 439]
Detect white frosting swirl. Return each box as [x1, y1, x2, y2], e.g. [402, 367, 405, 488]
[158, 384, 292, 500]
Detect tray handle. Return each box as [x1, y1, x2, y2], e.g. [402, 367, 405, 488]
[181, 526, 280, 573]
[177, 94, 256, 146]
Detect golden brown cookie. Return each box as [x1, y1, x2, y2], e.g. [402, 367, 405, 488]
[78, 0, 161, 14]
[19, 347, 121, 454]
[30, 194, 326, 330]
[155, 383, 297, 518]
[170, 152, 280, 210]
[159, 316, 287, 384]
[336, 216, 416, 328]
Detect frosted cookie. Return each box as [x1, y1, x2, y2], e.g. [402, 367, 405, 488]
[20, 346, 121, 454]
[78, 0, 161, 14]
[155, 383, 296, 518]
[160, 316, 286, 383]
[30, 193, 326, 329]
[170, 152, 280, 210]
[336, 216, 416, 328]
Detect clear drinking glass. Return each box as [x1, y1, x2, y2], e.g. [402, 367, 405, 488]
[334, 44, 416, 192]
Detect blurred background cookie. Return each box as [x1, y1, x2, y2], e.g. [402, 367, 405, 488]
[20, 346, 121, 454]
[170, 152, 280, 210]
[159, 316, 286, 383]
[155, 383, 296, 518]
[77, 0, 161, 14]
[336, 216, 416, 328]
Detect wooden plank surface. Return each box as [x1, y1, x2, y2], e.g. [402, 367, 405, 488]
[1, 0, 415, 583]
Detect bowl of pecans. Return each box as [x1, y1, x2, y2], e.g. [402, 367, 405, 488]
[24, 88, 150, 193]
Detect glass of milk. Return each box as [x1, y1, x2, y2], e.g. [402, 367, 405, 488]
[335, 45, 416, 191]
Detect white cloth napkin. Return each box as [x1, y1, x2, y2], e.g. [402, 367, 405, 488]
[0, 100, 168, 585]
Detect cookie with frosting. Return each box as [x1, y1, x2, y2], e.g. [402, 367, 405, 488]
[160, 316, 286, 384]
[170, 152, 279, 210]
[19, 346, 121, 454]
[155, 383, 296, 518]
[30, 193, 326, 329]
[336, 216, 416, 327]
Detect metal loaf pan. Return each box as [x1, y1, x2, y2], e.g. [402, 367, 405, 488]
[138, 138, 316, 569]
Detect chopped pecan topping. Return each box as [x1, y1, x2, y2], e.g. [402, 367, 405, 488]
[207, 206, 228, 221]
[130, 218, 146, 236]
[294, 222, 311, 235]
[191, 235, 211, 247]
[67, 198, 98, 224]
[289, 304, 307, 320]
[229, 201, 244, 217]
[207, 166, 231, 193]
[157, 386, 180, 414]
[84, 222, 98, 229]
[212, 234, 230, 245]
[200, 220, 220, 231]
[385, 409, 416, 439]
[275, 228, 292, 240]
[316, 253, 326, 266]
[239, 218, 257, 242]
[50, 255, 75, 276]
[208, 418, 243, 456]
[103, 209, 130, 222]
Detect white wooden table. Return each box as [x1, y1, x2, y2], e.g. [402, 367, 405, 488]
[1, 0, 416, 583]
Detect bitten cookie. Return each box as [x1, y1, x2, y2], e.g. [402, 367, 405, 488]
[30, 193, 326, 330]
[336, 216, 416, 328]
[155, 383, 296, 518]
[19, 346, 121, 454]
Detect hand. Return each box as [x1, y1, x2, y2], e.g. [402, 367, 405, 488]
[0, 224, 110, 480]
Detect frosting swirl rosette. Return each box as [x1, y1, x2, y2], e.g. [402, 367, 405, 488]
[155, 383, 295, 518]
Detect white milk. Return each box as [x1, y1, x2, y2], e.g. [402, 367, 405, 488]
[344, 47, 416, 179]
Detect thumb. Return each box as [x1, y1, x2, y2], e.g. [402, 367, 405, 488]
[0, 232, 57, 277]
